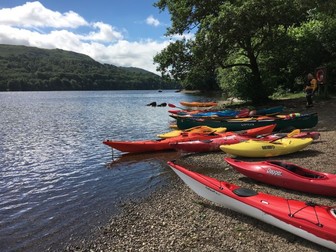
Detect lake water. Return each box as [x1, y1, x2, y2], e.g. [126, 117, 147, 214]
[0, 90, 218, 251]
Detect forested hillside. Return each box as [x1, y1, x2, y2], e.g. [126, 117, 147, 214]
[0, 44, 180, 91]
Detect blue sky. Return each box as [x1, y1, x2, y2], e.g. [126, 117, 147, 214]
[0, 1, 179, 73]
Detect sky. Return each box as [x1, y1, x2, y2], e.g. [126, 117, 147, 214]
[0, 1, 177, 74]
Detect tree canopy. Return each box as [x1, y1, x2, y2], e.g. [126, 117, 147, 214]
[154, 0, 336, 103]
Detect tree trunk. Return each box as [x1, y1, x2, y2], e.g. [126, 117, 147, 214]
[245, 43, 269, 104]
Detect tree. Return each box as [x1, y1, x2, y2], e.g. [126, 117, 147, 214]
[154, 0, 321, 102]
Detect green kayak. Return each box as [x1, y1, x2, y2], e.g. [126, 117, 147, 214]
[172, 113, 318, 131]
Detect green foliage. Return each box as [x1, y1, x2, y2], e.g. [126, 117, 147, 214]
[0, 44, 181, 91]
[270, 86, 305, 100]
[154, 0, 336, 103]
[217, 67, 249, 99]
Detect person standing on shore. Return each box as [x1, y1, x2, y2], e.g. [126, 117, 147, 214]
[305, 73, 317, 107]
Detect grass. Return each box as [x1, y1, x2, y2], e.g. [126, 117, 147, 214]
[270, 91, 306, 100]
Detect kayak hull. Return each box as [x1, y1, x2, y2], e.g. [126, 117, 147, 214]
[225, 158, 336, 196]
[220, 138, 313, 157]
[171, 131, 318, 153]
[167, 161, 336, 251]
[173, 113, 318, 131]
[103, 133, 221, 153]
[180, 101, 217, 107]
[170, 134, 249, 152]
[170, 124, 278, 152]
[157, 126, 227, 139]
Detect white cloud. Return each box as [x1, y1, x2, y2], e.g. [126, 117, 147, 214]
[94, 40, 171, 73]
[82, 22, 124, 42]
[0, 1, 87, 28]
[146, 15, 160, 27]
[0, 1, 170, 74]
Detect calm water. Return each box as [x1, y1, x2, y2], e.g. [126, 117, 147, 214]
[0, 90, 215, 251]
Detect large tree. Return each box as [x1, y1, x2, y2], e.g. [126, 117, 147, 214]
[154, 0, 325, 102]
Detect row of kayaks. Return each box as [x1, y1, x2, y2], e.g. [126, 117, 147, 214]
[103, 102, 336, 250]
[170, 129, 320, 156]
[103, 124, 276, 153]
[103, 124, 320, 157]
[171, 112, 318, 131]
[169, 103, 318, 131]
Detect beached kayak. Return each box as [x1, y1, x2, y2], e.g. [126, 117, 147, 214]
[103, 132, 222, 153]
[290, 131, 320, 140]
[170, 130, 319, 153]
[171, 106, 284, 118]
[220, 138, 313, 157]
[225, 158, 336, 196]
[170, 134, 251, 152]
[167, 161, 336, 251]
[168, 124, 277, 152]
[172, 112, 318, 131]
[157, 126, 227, 139]
[180, 101, 218, 107]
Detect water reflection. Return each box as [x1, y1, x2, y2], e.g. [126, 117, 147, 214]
[106, 150, 179, 168]
[1, 90, 199, 251]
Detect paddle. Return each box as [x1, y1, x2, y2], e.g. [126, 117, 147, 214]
[168, 103, 185, 110]
[288, 129, 300, 136]
[184, 126, 202, 132]
[269, 129, 300, 143]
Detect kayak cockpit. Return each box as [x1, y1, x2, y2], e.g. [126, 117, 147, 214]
[233, 187, 258, 197]
[269, 161, 326, 179]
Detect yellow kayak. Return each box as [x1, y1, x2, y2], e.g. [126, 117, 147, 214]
[220, 138, 313, 157]
[158, 126, 227, 139]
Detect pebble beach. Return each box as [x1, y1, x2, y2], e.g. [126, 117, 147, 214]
[66, 96, 336, 252]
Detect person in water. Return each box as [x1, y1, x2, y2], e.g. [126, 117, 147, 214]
[304, 73, 317, 107]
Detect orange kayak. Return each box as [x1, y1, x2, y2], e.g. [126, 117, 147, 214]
[180, 101, 218, 107]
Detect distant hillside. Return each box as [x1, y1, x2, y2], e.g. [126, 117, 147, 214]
[0, 44, 180, 91]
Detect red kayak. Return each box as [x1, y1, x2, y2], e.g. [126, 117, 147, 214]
[167, 160, 336, 250]
[170, 130, 319, 153]
[169, 124, 278, 152]
[102, 132, 222, 153]
[103, 124, 276, 153]
[225, 158, 336, 196]
[170, 134, 250, 152]
[290, 131, 320, 140]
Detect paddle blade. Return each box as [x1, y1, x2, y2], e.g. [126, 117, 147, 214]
[168, 103, 177, 108]
[270, 129, 300, 143]
[287, 129, 300, 137]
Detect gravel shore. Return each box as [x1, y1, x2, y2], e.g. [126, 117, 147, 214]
[66, 96, 336, 252]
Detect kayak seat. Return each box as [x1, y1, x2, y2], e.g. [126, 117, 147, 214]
[270, 161, 322, 178]
[282, 164, 296, 172]
[233, 187, 258, 197]
[303, 173, 323, 179]
[270, 161, 296, 172]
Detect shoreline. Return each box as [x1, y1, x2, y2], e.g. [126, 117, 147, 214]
[65, 97, 336, 252]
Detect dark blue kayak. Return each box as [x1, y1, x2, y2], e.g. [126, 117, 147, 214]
[172, 112, 318, 131]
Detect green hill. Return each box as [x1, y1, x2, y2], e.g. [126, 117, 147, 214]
[0, 44, 180, 91]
